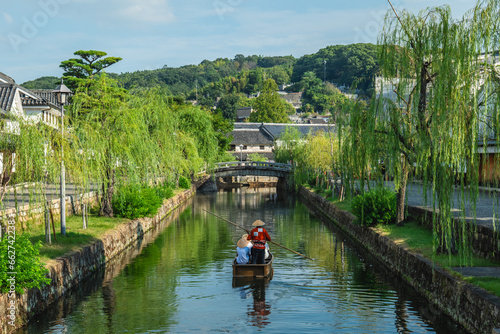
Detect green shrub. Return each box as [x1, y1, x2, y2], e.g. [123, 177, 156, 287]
[0, 233, 50, 294]
[351, 186, 397, 227]
[178, 175, 191, 189]
[155, 181, 174, 200]
[112, 184, 163, 219]
[248, 153, 267, 162]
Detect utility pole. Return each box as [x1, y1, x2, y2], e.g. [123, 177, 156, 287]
[324, 60, 327, 84]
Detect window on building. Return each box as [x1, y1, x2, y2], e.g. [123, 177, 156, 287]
[231, 145, 236, 151]
[260, 145, 265, 150]
[243, 145, 247, 150]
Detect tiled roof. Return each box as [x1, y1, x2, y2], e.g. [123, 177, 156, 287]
[233, 123, 261, 130]
[20, 89, 60, 109]
[230, 129, 274, 145]
[231, 122, 336, 141]
[0, 72, 15, 84]
[237, 107, 253, 118]
[0, 84, 17, 113]
[29, 89, 60, 106]
[262, 123, 336, 139]
[0, 79, 61, 114]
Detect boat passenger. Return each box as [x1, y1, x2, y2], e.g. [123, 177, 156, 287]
[236, 234, 253, 264]
[247, 220, 271, 264]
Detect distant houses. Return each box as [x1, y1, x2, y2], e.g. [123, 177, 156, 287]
[236, 107, 253, 122]
[0, 72, 61, 133]
[228, 122, 335, 161]
[279, 92, 302, 110]
[0, 72, 64, 176]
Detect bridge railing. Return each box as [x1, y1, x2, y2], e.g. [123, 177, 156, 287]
[215, 161, 293, 171]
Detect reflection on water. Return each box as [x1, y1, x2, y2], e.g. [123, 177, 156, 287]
[19, 187, 466, 334]
[234, 277, 272, 329]
[247, 279, 271, 329]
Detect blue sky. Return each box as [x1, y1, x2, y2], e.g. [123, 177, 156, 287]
[1, 0, 475, 84]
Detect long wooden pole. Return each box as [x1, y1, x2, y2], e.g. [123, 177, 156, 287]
[203, 209, 314, 261]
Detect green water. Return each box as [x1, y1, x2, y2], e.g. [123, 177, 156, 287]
[20, 188, 465, 333]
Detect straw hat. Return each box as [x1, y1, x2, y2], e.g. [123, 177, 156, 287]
[252, 219, 265, 227]
[242, 234, 248, 239]
[237, 238, 250, 248]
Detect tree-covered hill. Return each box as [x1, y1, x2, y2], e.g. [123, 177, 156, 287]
[22, 43, 379, 98]
[291, 43, 379, 93]
[21, 76, 61, 89]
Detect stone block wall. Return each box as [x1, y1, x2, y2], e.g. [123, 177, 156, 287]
[298, 186, 500, 334]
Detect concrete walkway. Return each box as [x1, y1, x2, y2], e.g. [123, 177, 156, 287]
[403, 182, 500, 278]
[405, 182, 500, 232]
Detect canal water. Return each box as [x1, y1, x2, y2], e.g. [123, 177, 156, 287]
[19, 188, 465, 333]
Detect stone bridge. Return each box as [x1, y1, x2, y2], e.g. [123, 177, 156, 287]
[213, 161, 293, 178]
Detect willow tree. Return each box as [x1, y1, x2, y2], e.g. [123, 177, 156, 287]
[341, 0, 500, 255]
[70, 75, 157, 217]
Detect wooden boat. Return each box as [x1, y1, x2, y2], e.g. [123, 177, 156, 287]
[232, 253, 274, 279]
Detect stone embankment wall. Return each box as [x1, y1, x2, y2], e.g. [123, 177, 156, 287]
[0, 182, 201, 334]
[298, 186, 500, 334]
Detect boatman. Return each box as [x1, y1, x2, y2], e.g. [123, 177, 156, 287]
[247, 220, 271, 264]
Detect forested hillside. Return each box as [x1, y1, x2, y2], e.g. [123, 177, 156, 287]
[22, 43, 379, 100]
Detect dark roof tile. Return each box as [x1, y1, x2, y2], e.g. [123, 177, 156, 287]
[230, 129, 274, 145]
[0, 84, 17, 113]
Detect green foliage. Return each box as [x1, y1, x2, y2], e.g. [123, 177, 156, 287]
[351, 187, 396, 227]
[216, 94, 240, 120]
[210, 112, 234, 156]
[298, 72, 349, 114]
[337, 1, 500, 261]
[155, 181, 174, 200]
[249, 79, 292, 123]
[177, 106, 220, 165]
[0, 234, 50, 294]
[60, 50, 122, 89]
[112, 184, 163, 219]
[248, 153, 267, 162]
[291, 43, 379, 94]
[178, 175, 191, 189]
[21, 76, 61, 89]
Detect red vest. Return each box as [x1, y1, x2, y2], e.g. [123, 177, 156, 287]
[248, 227, 271, 249]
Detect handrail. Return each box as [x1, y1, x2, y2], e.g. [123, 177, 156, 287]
[215, 161, 293, 171]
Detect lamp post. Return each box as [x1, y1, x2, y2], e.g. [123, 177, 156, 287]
[53, 79, 72, 236]
[239, 144, 243, 183]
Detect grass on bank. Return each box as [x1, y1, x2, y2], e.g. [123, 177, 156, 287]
[27, 187, 187, 264]
[308, 184, 500, 297]
[30, 214, 130, 264]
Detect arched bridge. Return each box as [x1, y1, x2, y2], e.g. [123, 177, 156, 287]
[213, 161, 293, 178]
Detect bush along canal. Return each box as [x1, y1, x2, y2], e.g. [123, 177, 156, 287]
[16, 187, 466, 333]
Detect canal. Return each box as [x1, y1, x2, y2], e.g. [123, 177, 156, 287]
[19, 188, 465, 333]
